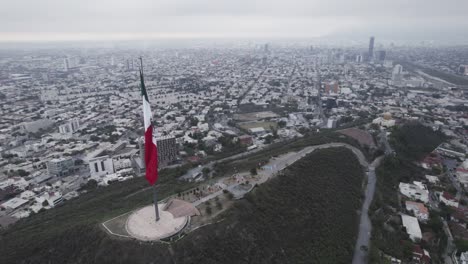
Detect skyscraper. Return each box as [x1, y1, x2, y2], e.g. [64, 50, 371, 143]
[368, 36, 375, 61]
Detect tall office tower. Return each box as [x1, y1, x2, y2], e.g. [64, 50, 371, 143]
[110, 56, 115, 66]
[368, 36, 375, 61]
[264, 43, 269, 53]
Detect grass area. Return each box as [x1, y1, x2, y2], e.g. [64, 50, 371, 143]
[238, 121, 277, 131]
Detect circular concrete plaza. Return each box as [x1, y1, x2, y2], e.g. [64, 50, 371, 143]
[126, 204, 188, 241]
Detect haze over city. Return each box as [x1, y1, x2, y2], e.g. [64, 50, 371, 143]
[1, 1, 468, 264]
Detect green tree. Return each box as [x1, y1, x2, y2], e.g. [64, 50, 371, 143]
[250, 167, 258, 176]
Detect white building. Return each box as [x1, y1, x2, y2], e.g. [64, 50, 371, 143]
[460, 251, 468, 264]
[1, 197, 29, 210]
[401, 214, 422, 242]
[399, 181, 429, 203]
[327, 118, 337, 129]
[372, 117, 396, 128]
[35, 192, 63, 207]
[457, 167, 468, 187]
[59, 119, 81, 134]
[425, 175, 440, 184]
[113, 158, 132, 171]
[89, 156, 114, 178]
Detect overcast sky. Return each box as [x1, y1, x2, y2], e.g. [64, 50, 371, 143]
[1, 0, 467, 42]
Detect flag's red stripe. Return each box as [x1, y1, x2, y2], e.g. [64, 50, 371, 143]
[144, 125, 158, 185]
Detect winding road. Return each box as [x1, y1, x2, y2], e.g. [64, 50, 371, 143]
[352, 156, 383, 264]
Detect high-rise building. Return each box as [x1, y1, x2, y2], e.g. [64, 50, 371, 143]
[155, 136, 178, 166]
[368, 36, 375, 61]
[139, 135, 178, 168]
[356, 55, 363, 63]
[47, 157, 75, 177]
[63, 57, 78, 71]
[89, 156, 114, 178]
[59, 119, 80, 134]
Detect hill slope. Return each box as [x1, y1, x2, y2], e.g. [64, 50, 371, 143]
[0, 147, 364, 264]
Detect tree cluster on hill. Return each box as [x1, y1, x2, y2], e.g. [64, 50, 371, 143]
[370, 121, 447, 262]
[0, 148, 364, 264]
[389, 122, 445, 161]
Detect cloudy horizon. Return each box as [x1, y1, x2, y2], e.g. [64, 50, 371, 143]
[1, 0, 468, 43]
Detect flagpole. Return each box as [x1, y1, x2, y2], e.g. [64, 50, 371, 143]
[140, 57, 160, 223]
[153, 185, 160, 222]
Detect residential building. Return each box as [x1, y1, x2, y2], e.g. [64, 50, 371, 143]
[89, 156, 114, 178]
[399, 181, 429, 203]
[1, 197, 29, 210]
[19, 119, 54, 133]
[239, 135, 253, 146]
[59, 119, 80, 134]
[401, 214, 422, 242]
[460, 251, 468, 264]
[405, 201, 429, 221]
[35, 191, 63, 207]
[47, 157, 74, 177]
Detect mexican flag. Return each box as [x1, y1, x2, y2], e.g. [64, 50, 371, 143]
[140, 67, 158, 185]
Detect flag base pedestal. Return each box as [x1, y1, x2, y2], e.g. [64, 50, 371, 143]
[125, 204, 188, 241]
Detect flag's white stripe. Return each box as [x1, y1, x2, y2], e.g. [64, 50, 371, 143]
[143, 98, 152, 130]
